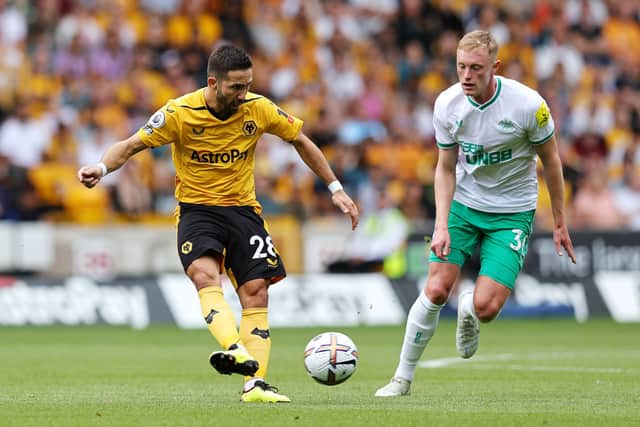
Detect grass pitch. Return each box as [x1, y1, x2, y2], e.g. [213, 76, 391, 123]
[0, 318, 638, 426]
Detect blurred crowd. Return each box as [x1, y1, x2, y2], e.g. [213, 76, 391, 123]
[0, 0, 639, 232]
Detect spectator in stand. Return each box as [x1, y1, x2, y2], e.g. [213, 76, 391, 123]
[613, 148, 640, 230]
[219, 0, 254, 51]
[327, 183, 409, 276]
[566, 0, 610, 66]
[55, 1, 103, 48]
[0, 0, 28, 120]
[570, 132, 609, 167]
[54, 32, 90, 79]
[394, 0, 463, 54]
[397, 40, 428, 91]
[0, 154, 48, 221]
[140, 0, 179, 15]
[535, 17, 585, 88]
[0, 0, 27, 47]
[602, 1, 640, 68]
[468, 3, 510, 45]
[323, 51, 365, 102]
[608, 107, 637, 183]
[568, 72, 614, 137]
[499, 12, 537, 88]
[166, 0, 221, 51]
[89, 26, 133, 81]
[571, 156, 627, 229]
[0, 96, 56, 169]
[25, 34, 62, 115]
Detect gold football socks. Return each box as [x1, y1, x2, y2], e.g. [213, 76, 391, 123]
[239, 307, 271, 380]
[197, 286, 240, 350]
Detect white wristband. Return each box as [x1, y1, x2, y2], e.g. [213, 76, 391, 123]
[97, 162, 108, 177]
[328, 180, 343, 194]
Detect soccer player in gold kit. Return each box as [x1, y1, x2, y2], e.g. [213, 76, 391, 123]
[78, 44, 360, 403]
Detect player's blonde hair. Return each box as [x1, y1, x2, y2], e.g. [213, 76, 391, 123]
[458, 30, 499, 61]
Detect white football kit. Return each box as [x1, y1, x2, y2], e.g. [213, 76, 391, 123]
[433, 76, 555, 213]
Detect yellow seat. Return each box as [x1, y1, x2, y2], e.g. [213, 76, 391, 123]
[63, 183, 111, 225]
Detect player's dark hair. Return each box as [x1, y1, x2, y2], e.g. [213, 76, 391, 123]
[207, 45, 253, 78]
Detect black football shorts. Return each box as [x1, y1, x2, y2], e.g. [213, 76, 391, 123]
[176, 203, 286, 286]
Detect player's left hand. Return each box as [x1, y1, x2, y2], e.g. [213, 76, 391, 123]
[332, 191, 359, 230]
[553, 225, 576, 264]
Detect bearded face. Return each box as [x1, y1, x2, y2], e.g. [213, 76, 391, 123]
[213, 68, 253, 118]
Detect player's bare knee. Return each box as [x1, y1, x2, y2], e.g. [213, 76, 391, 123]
[425, 264, 458, 304]
[188, 266, 219, 290]
[425, 284, 449, 305]
[475, 301, 501, 322]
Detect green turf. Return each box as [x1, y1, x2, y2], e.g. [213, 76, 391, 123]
[0, 318, 638, 426]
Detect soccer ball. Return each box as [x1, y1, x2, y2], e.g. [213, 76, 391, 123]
[303, 332, 358, 385]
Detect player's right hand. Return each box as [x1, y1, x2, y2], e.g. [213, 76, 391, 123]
[77, 165, 102, 188]
[430, 228, 451, 261]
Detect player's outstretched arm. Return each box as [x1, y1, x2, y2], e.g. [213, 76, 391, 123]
[77, 133, 148, 188]
[534, 135, 577, 264]
[290, 132, 359, 230]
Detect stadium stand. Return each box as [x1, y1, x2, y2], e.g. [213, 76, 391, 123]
[0, 0, 639, 231]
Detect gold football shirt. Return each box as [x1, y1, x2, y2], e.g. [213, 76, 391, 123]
[137, 89, 303, 208]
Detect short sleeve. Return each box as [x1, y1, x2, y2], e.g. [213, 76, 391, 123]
[137, 100, 180, 148]
[433, 95, 458, 149]
[261, 99, 304, 142]
[526, 97, 555, 145]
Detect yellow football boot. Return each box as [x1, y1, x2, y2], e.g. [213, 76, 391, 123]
[241, 381, 291, 403]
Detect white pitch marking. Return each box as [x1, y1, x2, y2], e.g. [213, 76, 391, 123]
[467, 364, 635, 374]
[419, 353, 517, 368]
[418, 352, 638, 375]
[418, 352, 579, 368]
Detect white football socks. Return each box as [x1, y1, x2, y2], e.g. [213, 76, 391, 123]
[244, 377, 263, 392]
[459, 290, 478, 321]
[394, 291, 445, 381]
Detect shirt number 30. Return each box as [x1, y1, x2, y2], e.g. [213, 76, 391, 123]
[509, 229, 528, 255]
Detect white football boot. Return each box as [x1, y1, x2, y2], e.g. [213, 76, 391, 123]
[375, 377, 411, 397]
[456, 290, 480, 359]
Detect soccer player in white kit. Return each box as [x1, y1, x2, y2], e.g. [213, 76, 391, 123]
[375, 30, 577, 397]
